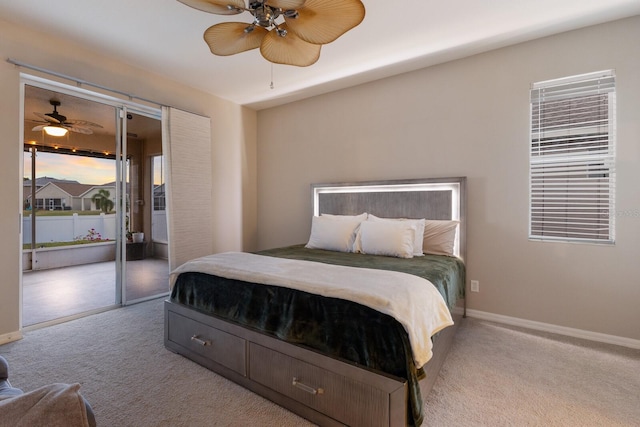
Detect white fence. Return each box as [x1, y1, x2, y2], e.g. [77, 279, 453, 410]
[23, 212, 167, 245]
[23, 213, 116, 244]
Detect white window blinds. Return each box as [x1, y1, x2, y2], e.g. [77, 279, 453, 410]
[529, 70, 616, 243]
[162, 107, 213, 271]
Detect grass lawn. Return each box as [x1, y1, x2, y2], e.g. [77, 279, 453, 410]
[23, 239, 113, 250]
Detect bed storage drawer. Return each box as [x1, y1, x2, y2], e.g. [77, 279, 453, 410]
[249, 343, 395, 427]
[167, 311, 247, 376]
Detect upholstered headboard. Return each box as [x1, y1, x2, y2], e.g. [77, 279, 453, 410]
[311, 177, 467, 261]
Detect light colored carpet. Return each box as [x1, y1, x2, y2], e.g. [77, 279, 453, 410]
[423, 318, 640, 426]
[1, 298, 639, 426]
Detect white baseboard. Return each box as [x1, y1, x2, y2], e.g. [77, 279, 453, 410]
[460, 308, 640, 350]
[0, 330, 23, 345]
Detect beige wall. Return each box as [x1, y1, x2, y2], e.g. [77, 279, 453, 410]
[256, 16, 640, 341]
[0, 19, 257, 338]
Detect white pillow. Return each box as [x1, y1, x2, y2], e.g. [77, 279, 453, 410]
[366, 214, 425, 256]
[423, 220, 459, 256]
[358, 220, 416, 258]
[321, 213, 368, 222]
[305, 215, 363, 252]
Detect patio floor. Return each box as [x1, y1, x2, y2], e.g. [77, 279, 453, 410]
[22, 258, 170, 327]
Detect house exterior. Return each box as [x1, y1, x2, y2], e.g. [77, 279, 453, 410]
[1, 13, 639, 349]
[27, 182, 116, 211]
[22, 177, 80, 208]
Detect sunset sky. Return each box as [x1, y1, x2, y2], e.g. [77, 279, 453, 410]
[24, 151, 116, 185]
[24, 151, 164, 185]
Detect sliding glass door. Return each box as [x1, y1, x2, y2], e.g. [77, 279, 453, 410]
[21, 78, 167, 327]
[22, 86, 121, 325]
[119, 108, 169, 305]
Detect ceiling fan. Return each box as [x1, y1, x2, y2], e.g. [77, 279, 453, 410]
[32, 100, 103, 137]
[178, 0, 365, 67]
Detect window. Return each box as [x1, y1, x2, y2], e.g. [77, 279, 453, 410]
[153, 188, 166, 211]
[529, 70, 616, 243]
[35, 198, 63, 210]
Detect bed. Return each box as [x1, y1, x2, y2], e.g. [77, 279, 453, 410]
[164, 177, 467, 427]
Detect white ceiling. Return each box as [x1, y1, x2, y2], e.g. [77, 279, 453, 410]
[2, 0, 639, 110]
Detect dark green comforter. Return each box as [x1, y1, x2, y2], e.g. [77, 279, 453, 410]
[258, 244, 465, 310]
[170, 245, 465, 426]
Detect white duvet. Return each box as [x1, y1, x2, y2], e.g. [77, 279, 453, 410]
[170, 252, 453, 367]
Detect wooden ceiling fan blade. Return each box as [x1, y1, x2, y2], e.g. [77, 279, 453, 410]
[67, 125, 94, 135]
[266, 0, 306, 9]
[204, 22, 268, 56]
[31, 125, 46, 132]
[177, 0, 245, 15]
[66, 119, 104, 129]
[286, 0, 365, 45]
[260, 25, 321, 66]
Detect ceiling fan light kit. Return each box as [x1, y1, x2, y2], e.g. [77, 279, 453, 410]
[43, 125, 69, 137]
[179, 0, 365, 66]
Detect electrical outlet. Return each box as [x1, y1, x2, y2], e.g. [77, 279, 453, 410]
[470, 280, 480, 292]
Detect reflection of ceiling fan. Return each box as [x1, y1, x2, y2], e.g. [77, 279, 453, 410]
[178, 0, 365, 67]
[32, 100, 103, 136]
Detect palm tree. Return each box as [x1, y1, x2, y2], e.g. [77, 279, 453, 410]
[91, 189, 114, 213]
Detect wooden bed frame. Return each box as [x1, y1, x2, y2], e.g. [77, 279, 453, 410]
[164, 177, 467, 426]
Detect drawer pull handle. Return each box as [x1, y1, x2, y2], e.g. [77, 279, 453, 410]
[190, 335, 210, 346]
[292, 377, 324, 395]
